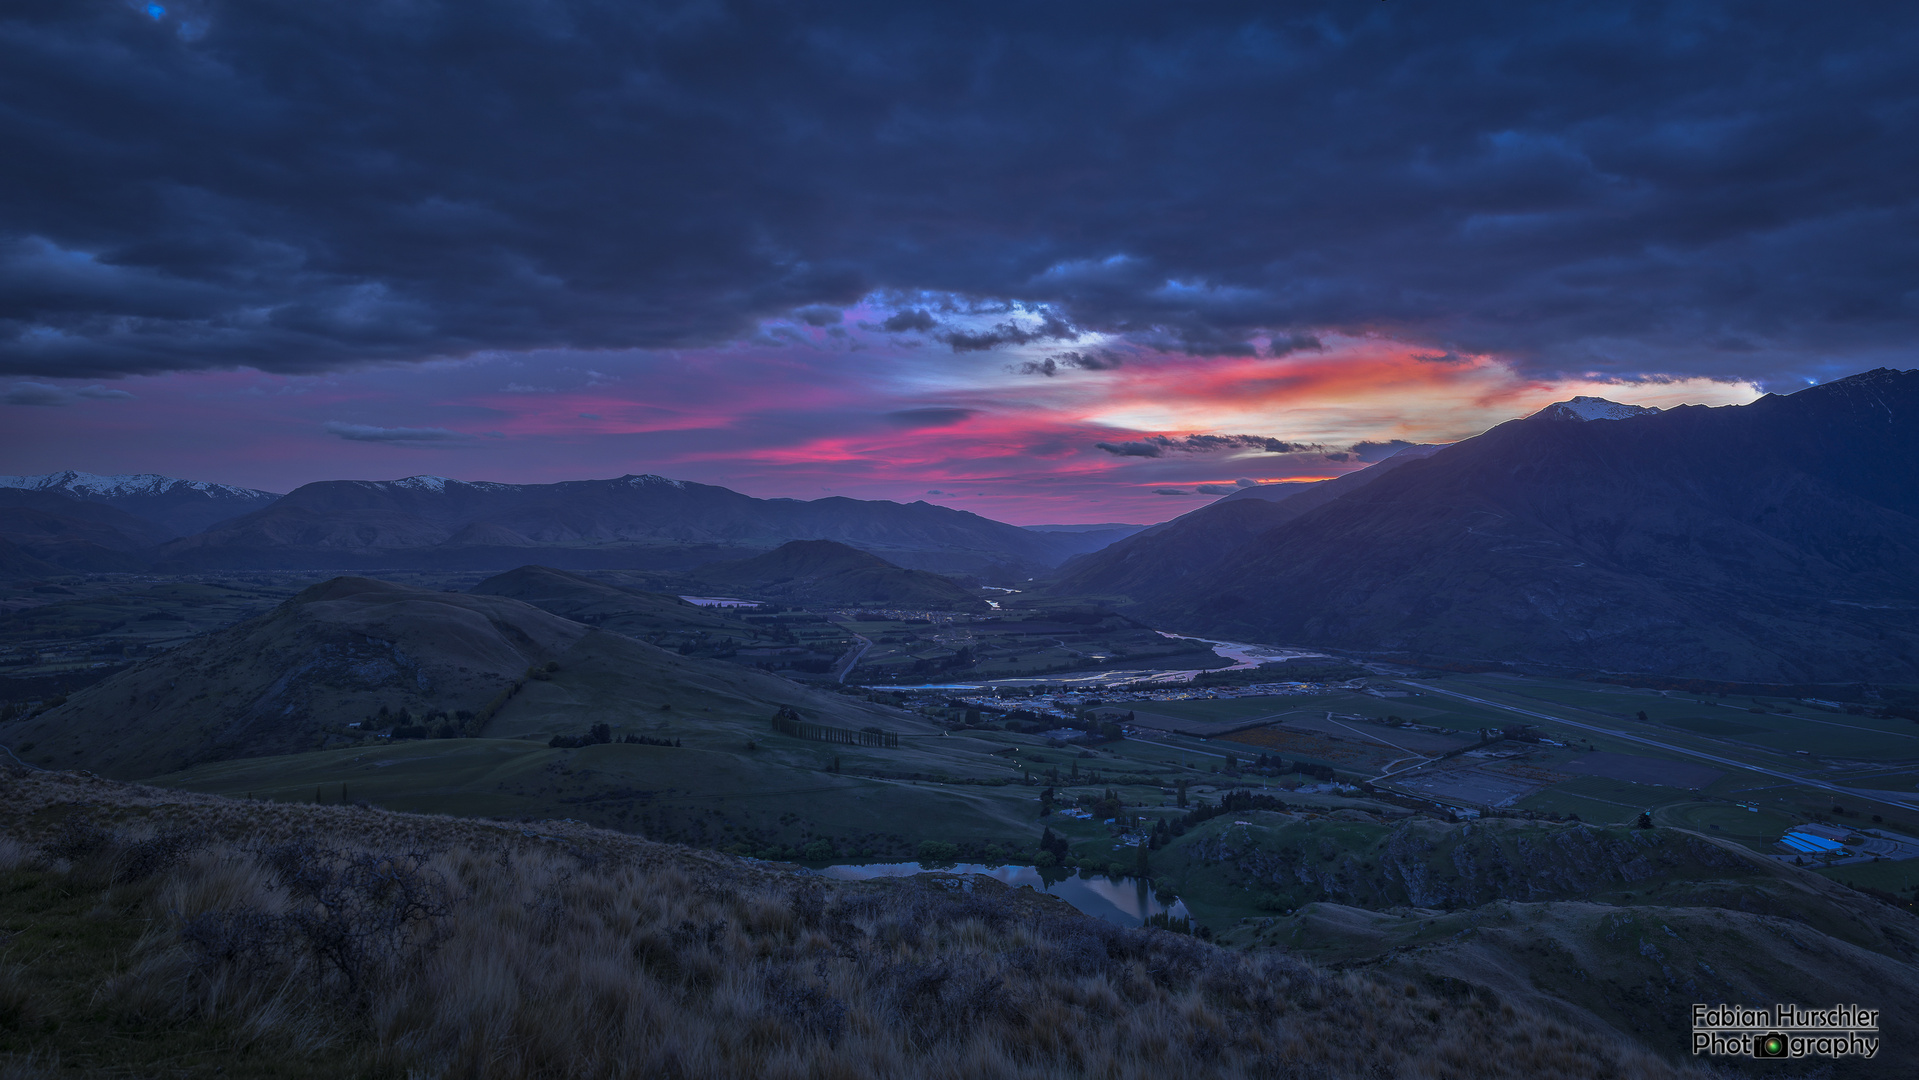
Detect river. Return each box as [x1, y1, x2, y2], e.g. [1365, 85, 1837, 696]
[864, 633, 1328, 692]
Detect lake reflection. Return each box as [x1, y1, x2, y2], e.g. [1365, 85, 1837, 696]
[818, 862, 1189, 927]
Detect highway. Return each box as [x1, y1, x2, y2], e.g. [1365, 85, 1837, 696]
[833, 635, 872, 683]
[1400, 680, 1919, 813]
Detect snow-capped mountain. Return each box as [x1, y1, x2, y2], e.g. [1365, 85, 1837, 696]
[0, 471, 282, 536]
[0, 470, 280, 501]
[1533, 396, 1662, 422]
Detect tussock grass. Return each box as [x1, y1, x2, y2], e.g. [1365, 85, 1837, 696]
[2, 769, 1722, 1078]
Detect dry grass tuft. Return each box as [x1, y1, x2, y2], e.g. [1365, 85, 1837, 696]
[1, 768, 1720, 1078]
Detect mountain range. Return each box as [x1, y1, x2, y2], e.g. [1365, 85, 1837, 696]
[0, 472, 1122, 577]
[1055, 367, 1919, 682]
[0, 470, 281, 534]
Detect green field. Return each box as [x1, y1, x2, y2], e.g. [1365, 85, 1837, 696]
[1653, 800, 1800, 850]
[1122, 694, 1339, 725]
[1816, 860, 1919, 896]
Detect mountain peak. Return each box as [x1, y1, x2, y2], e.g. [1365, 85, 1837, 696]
[619, 474, 688, 489]
[0, 470, 280, 500]
[1533, 396, 1662, 422]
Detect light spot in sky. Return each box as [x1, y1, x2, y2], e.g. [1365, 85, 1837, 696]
[145, 4, 165, 20]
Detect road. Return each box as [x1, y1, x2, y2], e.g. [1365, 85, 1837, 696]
[1401, 680, 1919, 813]
[833, 635, 872, 683]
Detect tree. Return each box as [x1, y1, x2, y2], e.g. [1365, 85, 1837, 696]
[1135, 837, 1151, 878]
[1637, 710, 1648, 721]
[1039, 786, 1055, 817]
[1040, 827, 1069, 861]
[1176, 779, 1189, 808]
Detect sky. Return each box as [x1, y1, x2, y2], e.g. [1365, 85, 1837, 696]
[3, 2, 1915, 524]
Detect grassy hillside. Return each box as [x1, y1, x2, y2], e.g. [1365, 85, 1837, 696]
[0, 577, 918, 780]
[1263, 898, 1919, 1080]
[0, 767, 1712, 1079]
[1152, 811, 1919, 961]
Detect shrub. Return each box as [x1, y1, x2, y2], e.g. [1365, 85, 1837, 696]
[915, 841, 959, 865]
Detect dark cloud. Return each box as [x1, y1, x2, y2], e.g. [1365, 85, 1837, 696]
[1013, 348, 1124, 376]
[1152, 488, 1195, 496]
[4, 381, 133, 405]
[5, 382, 70, 406]
[793, 305, 843, 327]
[1094, 440, 1165, 458]
[885, 407, 976, 428]
[881, 309, 938, 333]
[1093, 434, 1324, 457]
[1268, 334, 1323, 358]
[324, 421, 471, 443]
[1234, 477, 1259, 487]
[1194, 483, 1236, 494]
[4, 4, 1917, 385]
[940, 314, 1078, 353]
[1351, 439, 1418, 462]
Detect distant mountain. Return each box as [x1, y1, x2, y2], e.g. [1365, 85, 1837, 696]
[153, 473, 1089, 575]
[691, 539, 985, 610]
[1051, 445, 1444, 600]
[0, 471, 281, 535]
[3, 576, 884, 779]
[0, 488, 174, 572]
[1530, 397, 1662, 423]
[1058, 369, 1919, 682]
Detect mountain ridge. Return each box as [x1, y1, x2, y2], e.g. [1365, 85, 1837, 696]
[1058, 368, 1919, 681]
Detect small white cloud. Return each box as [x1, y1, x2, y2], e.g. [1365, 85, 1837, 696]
[324, 421, 471, 443]
[74, 385, 136, 400]
[500, 383, 552, 393]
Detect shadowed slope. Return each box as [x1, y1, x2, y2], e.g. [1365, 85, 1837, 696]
[0, 769, 1722, 1080]
[470, 564, 742, 637]
[0, 577, 900, 779]
[1107, 369, 1919, 681]
[692, 539, 986, 609]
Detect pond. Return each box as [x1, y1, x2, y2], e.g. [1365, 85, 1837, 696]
[818, 862, 1189, 927]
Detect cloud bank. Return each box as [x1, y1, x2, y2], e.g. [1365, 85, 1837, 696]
[3, 2, 1915, 386]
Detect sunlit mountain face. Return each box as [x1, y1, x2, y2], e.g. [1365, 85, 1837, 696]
[3, 3, 1911, 521]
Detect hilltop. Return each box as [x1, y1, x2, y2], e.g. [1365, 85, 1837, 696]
[690, 539, 987, 610]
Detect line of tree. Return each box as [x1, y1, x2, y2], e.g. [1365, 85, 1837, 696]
[770, 705, 899, 747]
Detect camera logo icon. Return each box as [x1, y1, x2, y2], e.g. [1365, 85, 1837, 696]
[1753, 1033, 1788, 1058]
